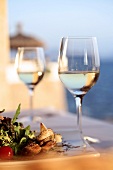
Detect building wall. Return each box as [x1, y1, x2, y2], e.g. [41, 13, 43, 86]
[0, 0, 67, 112]
[0, 0, 9, 66]
[0, 0, 12, 110]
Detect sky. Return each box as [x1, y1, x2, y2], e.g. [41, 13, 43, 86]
[8, 0, 113, 60]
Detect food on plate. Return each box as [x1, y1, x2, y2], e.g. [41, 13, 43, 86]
[0, 146, 13, 159]
[0, 104, 62, 159]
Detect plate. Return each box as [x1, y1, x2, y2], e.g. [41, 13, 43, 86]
[0, 129, 99, 170]
[0, 113, 100, 170]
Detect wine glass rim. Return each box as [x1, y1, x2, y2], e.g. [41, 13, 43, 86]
[62, 36, 97, 40]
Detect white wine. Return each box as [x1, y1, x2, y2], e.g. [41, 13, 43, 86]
[59, 71, 99, 96]
[18, 71, 44, 87]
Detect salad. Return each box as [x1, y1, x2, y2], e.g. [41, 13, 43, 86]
[0, 104, 62, 160]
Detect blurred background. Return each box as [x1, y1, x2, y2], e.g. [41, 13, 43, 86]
[0, 0, 113, 122]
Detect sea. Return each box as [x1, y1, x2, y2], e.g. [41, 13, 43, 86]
[66, 60, 113, 123]
[46, 49, 113, 123]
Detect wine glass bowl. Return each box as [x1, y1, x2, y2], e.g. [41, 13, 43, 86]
[15, 47, 46, 122]
[58, 37, 100, 146]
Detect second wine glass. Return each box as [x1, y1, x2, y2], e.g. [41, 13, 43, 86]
[15, 47, 46, 122]
[58, 37, 100, 146]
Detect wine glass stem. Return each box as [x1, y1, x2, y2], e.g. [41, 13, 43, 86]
[74, 96, 83, 134]
[28, 88, 34, 121]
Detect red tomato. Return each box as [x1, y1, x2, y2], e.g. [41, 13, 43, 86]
[0, 146, 13, 160]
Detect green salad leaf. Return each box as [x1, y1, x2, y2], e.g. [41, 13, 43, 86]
[0, 109, 5, 113]
[0, 104, 36, 155]
[12, 103, 21, 124]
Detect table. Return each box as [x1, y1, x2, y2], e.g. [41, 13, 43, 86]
[1, 108, 113, 170]
[3, 108, 113, 150]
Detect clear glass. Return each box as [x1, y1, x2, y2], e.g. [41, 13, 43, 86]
[15, 47, 46, 122]
[58, 37, 100, 146]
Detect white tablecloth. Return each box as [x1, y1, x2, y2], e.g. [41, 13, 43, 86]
[4, 107, 113, 150]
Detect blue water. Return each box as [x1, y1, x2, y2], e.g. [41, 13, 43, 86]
[66, 60, 113, 122]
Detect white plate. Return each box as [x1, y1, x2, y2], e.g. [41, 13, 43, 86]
[0, 130, 99, 169]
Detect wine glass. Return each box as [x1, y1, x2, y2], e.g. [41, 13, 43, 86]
[58, 37, 100, 146]
[15, 47, 46, 122]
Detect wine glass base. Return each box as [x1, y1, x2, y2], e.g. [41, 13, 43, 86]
[54, 129, 99, 157]
[60, 129, 86, 148]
